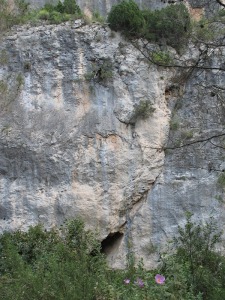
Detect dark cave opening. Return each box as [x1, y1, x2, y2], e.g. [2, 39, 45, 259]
[101, 232, 124, 255]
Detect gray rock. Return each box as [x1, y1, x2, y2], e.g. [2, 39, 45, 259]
[0, 22, 173, 268]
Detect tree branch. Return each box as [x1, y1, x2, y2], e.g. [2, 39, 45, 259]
[165, 133, 225, 150]
[216, 0, 225, 8]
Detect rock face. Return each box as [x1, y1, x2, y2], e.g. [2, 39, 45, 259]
[145, 47, 225, 251]
[1, 6, 225, 269]
[0, 21, 175, 268]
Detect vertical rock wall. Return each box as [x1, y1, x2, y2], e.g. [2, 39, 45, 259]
[1, 1, 225, 269]
[0, 21, 175, 268]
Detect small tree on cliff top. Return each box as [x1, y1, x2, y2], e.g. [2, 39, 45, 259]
[107, 0, 144, 35]
[62, 0, 81, 15]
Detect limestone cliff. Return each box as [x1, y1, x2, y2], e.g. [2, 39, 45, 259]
[0, 20, 176, 268]
[1, 4, 225, 269]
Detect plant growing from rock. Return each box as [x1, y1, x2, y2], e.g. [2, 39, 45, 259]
[0, 50, 8, 66]
[84, 59, 113, 84]
[218, 172, 225, 188]
[129, 100, 155, 124]
[151, 50, 172, 65]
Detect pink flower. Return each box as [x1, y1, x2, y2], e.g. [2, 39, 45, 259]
[134, 278, 144, 288]
[124, 278, 130, 284]
[155, 274, 165, 284]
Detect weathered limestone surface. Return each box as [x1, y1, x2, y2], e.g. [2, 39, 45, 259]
[132, 47, 225, 265]
[1, 6, 225, 269]
[0, 21, 175, 268]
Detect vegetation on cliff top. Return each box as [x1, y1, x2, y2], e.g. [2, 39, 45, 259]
[107, 0, 191, 52]
[0, 0, 82, 31]
[0, 215, 225, 299]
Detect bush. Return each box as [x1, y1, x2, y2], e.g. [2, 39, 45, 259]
[107, 0, 144, 35]
[37, 9, 50, 20]
[142, 4, 191, 52]
[63, 0, 81, 15]
[0, 219, 107, 299]
[217, 172, 225, 188]
[43, 0, 81, 15]
[168, 212, 225, 299]
[0, 216, 225, 299]
[84, 59, 113, 83]
[37, 0, 81, 24]
[151, 50, 172, 65]
[0, 0, 82, 32]
[107, 2, 191, 52]
[130, 100, 155, 123]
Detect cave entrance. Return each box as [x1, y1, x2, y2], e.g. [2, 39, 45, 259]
[101, 232, 124, 255]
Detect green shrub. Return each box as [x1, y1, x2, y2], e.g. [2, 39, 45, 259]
[170, 118, 179, 130]
[107, 0, 144, 35]
[16, 73, 24, 87]
[218, 172, 225, 188]
[142, 4, 191, 52]
[151, 50, 172, 65]
[37, 9, 50, 20]
[107, 2, 190, 52]
[0, 219, 107, 299]
[1, 216, 225, 299]
[0, 80, 8, 94]
[0, 0, 82, 32]
[130, 100, 155, 123]
[38, 0, 81, 24]
[0, 50, 8, 66]
[84, 59, 113, 83]
[169, 212, 225, 299]
[63, 0, 81, 15]
[49, 11, 64, 24]
[43, 0, 81, 15]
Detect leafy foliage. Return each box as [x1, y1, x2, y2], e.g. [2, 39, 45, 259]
[163, 212, 225, 299]
[0, 219, 107, 299]
[218, 172, 225, 188]
[107, 0, 144, 35]
[2, 215, 224, 299]
[84, 59, 113, 83]
[107, 2, 191, 52]
[151, 51, 172, 65]
[62, 0, 81, 15]
[130, 100, 155, 123]
[0, 0, 82, 31]
[37, 0, 81, 24]
[142, 4, 190, 52]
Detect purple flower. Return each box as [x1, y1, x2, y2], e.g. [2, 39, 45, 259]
[155, 274, 165, 285]
[134, 278, 144, 288]
[124, 278, 130, 285]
